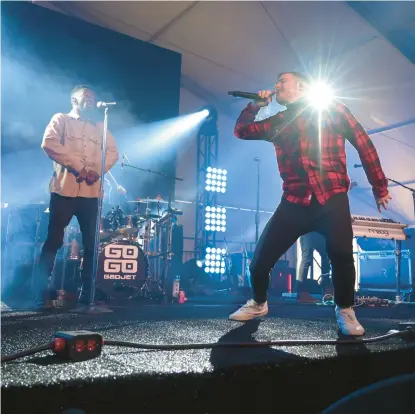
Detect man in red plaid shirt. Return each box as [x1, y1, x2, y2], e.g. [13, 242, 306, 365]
[229, 72, 391, 335]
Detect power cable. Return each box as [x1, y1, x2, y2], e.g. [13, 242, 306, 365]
[1, 343, 53, 363]
[2, 328, 414, 363]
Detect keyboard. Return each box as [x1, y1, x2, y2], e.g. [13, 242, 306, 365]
[351, 215, 408, 240]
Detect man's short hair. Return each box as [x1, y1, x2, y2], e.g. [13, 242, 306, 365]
[278, 72, 310, 86]
[71, 85, 93, 97]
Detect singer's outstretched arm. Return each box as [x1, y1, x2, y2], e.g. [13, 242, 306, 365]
[42, 113, 85, 174]
[337, 102, 388, 198]
[234, 103, 282, 141]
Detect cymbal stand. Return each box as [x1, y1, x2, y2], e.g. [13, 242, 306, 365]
[60, 227, 70, 291]
[386, 177, 415, 303]
[122, 159, 184, 286]
[31, 207, 42, 295]
[3, 211, 12, 289]
[222, 236, 233, 287]
[161, 213, 174, 286]
[254, 157, 261, 244]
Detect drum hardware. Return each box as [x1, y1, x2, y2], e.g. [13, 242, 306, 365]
[2, 210, 12, 286]
[139, 198, 169, 204]
[241, 229, 252, 288]
[57, 224, 81, 288]
[58, 227, 70, 291]
[120, 158, 183, 213]
[139, 278, 166, 301]
[106, 205, 125, 231]
[30, 206, 43, 295]
[141, 213, 161, 220]
[69, 238, 80, 260]
[43, 224, 82, 309]
[114, 214, 144, 238]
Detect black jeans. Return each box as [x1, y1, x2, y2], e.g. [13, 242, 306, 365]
[37, 193, 98, 295]
[250, 193, 355, 308]
[298, 231, 331, 284]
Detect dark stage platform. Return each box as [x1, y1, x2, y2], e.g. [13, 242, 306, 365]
[2, 302, 415, 414]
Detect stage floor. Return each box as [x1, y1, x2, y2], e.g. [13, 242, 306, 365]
[2, 302, 415, 413]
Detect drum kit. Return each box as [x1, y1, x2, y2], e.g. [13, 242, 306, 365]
[1, 197, 183, 305]
[83, 198, 183, 302]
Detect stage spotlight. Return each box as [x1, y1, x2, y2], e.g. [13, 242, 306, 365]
[307, 81, 334, 110]
[205, 206, 227, 232]
[203, 247, 226, 274]
[199, 105, 217, 122]
[205, 167, 227, 193]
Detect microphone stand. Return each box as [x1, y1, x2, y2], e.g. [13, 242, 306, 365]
[387, 177, 415, 221]
[123, 162, 183, 211]
[385, 177, 415, 303]
[254, 157, 261, 244]
[73, 107, 113, 314]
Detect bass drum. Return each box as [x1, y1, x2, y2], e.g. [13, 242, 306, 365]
[96, 240, 148, 300]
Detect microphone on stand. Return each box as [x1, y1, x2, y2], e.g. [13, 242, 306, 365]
[121, 154, 125, 170]
[354, 164, 363, 168]
[228, 91, 275, 101]
[97, 101, 117, 109]
[254, 157, 261, 162]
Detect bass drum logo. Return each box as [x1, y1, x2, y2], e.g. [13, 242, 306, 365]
[103, 244, 138, 279]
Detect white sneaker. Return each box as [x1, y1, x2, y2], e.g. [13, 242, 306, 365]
[229, 299, 268, 321]
[335, 306, 365, 336]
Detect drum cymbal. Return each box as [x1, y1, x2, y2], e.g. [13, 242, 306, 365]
[115, 227, 139, 236]
[99, 229, 114, 239]
[139, 213, 161, 219]
[126, 199, 168, 204]
[140, 198, 169, 204]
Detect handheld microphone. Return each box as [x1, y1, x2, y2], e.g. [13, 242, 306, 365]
[228, 91, 275, 101]
[97, 101, 117, 109]
[354, 164, 363, 168]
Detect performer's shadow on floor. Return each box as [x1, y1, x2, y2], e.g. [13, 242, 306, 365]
[210, 319, 306, 370]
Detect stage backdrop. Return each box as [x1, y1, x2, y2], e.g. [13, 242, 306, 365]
[1, 2, 181, 293]
[1, 1, 182, 205]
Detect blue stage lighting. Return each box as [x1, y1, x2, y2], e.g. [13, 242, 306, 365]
[205, 167, 227, 193]
[203, 247, 227, 274]
[204, 206, 226, 232]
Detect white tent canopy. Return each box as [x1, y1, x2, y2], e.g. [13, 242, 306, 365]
[38, 1, 415, 240]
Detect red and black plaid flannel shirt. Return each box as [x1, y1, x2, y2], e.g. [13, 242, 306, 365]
[234, 100, 388, 206]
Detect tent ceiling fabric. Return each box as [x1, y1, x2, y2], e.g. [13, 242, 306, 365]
[48, 2, 415, 117]
[40, 1, 415, 221]
[347, 1, 415, 63]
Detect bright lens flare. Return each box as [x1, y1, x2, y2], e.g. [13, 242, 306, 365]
[307, 82, 334, 110]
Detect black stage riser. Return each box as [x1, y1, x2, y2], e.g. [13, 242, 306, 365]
[3, 348, 415, 414]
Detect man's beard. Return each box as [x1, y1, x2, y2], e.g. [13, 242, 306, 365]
[79, 105, 98, 121]
[81, 104, 95, 115]
[275, 95, 288, 105]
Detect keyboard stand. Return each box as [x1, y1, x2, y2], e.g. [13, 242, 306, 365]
[394, 239, 402, 303]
